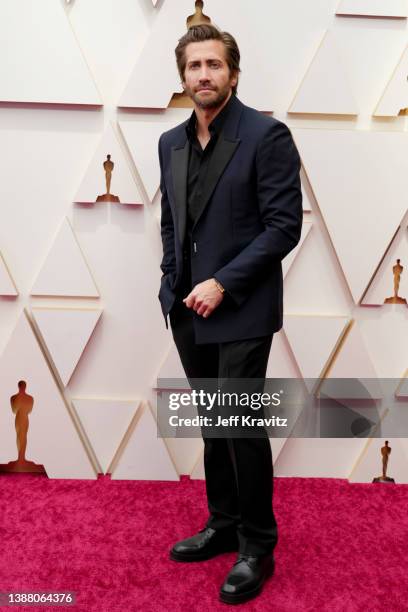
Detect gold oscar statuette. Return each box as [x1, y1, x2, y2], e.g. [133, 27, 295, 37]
[0, 381, 45, 474]
[96, 154, 120, 203]
[384, 259, 407, 304]
[372, 440, 395, 483]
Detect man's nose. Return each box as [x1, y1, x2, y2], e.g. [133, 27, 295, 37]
[198, 66, 211, 81]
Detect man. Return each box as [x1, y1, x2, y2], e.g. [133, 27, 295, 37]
[158, 24, 302, 605]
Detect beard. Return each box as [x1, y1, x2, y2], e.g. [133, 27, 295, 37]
[184, 82, 232, 110]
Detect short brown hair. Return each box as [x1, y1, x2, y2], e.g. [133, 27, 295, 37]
[175, 24, 241, 95]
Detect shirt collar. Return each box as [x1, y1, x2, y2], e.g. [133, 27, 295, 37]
[185, 93, 236, 141]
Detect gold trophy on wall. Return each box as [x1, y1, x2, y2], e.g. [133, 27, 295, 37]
[96, 154, 120, 203]
[372, 440, 395, 483]
[0, 381, 45, 474]
[384, 259, 407, 304]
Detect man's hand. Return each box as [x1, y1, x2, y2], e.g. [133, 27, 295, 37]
[183, 278, 224, 318]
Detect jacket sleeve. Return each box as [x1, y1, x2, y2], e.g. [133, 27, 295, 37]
[213, 121, 302, 306]
[158, 135, 177, 278]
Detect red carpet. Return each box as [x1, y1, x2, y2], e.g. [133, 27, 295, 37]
[0, 474, 407, 611]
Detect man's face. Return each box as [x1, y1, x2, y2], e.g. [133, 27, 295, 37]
[182, 39, 237, 110]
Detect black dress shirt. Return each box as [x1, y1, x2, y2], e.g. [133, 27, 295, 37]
[179, 94, 236, 295]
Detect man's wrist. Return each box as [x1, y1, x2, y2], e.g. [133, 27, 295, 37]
[213, 278, 225, 294]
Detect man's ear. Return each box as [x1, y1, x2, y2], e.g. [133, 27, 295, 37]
[230, 70, 238, 88]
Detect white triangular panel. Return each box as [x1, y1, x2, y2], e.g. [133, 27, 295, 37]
[349, 437, 408, 483]
[0, 0, 101, 105]
[374, 44, 408, 117]
[151, 0, 159, 5]
[119, 116, 190, 202]
[274, 438, 367, 478]
[32, 308, 102, 386]
[111, 403, 178, 480]
[284, 315, 350, 380]
[282, 222, 312, 279]
[396, 371, 408, 398]
[31, 218, 99, 298]
[74, 123, 143, 205]
[266, 330, 300, 378]
[337, 0, 408, 18]
[325, 322, 382, 399]
[0, 252, 18, 296]
[0, 311, 95, 478]
[156, 343, 188, 388]
[358, 308, 408, 378]
[362, 228, 408, 305]
[270, 439, 288, 464]
[72, 398, 140, 474]
[293, 129, 408, 303]
[289, 31, 358, 115]
[328, 322, 377, 379]
[190, 444, 205, 479]
[300, 170, 312, 212]
[118, 0, 191, 108]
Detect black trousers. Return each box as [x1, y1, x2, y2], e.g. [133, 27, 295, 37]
[169, 298, 278, 556]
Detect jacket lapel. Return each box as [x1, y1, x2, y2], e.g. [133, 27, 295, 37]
[192, 134, 240, 229]
[171, 139, 189, 245]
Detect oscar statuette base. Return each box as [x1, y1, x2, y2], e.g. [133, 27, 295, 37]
[96, 193, 120, 203]
[0, 459, 46, 474]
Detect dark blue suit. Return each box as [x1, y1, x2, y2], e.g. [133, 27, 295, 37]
[158, 94, 302, 344]
[158, 94, 303, 556]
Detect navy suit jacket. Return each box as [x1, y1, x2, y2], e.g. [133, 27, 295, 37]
[158, 95, 302, 344]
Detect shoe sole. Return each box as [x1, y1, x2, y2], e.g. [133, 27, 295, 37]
[219, 559, 275, 605]
[170, 543, 238, 563]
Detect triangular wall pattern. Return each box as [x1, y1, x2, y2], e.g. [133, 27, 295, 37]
[300, 170, 312, 212]
[119, 116, 190, 202]
[31, 218, 100, 298]
[118, 0, 191, 108]
[72, 398, 140, 474]
[288, 31, 358, 115]
[326, 321, 378, 379]
[282, 221, 312, 279]
[374, 43, 408, 116]
[0, 0, 101, 105]
[156, 343, 188, 388]
[111, 403, 178, 480]
[0, 311, 95, 478]
[74, 123, 143, 205]
[32, 308, 102, 386]
[396, 371, 408, 398]
[293, 128, 408, 303]
[362, 227, 408, 305]
[323, 321, 383, 400]
[336, 0, 408, 18]
[284, 315, 350, 380]
[266, 330, 301, 378]
[0, 252, 18, 296]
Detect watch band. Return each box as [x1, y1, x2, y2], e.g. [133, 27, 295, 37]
[214, 278, 225, 294]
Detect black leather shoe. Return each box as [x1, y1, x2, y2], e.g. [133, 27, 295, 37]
[170, 527, 239, 562]
[219, 552, 275, 604]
